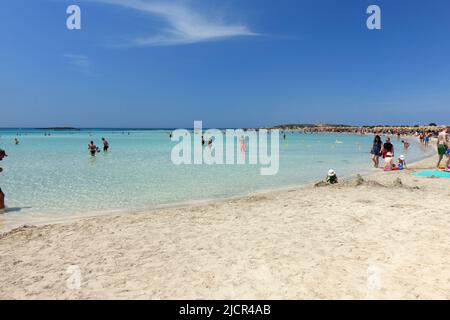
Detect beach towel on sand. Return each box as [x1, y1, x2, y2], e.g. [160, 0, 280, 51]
[412, 170, 450, 178]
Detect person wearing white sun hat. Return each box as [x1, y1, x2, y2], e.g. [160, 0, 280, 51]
[398, 155, 406, 169]
[326, 169, 338, 184]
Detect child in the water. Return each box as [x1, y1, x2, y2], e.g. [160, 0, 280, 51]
[384, 152, 394, 170]
[398, 155, 406, 170]
[326, 169, 338, 184]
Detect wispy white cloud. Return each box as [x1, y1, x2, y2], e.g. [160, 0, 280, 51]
[63, 54, 95, 76]
[94, 0, 258, 46]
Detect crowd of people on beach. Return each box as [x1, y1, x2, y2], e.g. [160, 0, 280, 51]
[369, 136, 406, 171]
[275, 125, 447, 137]
[369, 127, 450, 172]
[320, 126, 450, 185]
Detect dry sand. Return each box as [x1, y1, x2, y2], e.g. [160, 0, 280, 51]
[0, 155, 450, 299]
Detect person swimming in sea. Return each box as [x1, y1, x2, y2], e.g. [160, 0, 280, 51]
[88, 141, 97, 156]
[101, 138, 109, 152]
[401, 140, 410, 149]
[14, 138, 19, 145]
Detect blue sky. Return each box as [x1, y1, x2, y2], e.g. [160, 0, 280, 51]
[1, 0, 450, 128]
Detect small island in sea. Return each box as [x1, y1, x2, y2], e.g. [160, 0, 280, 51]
[36, 127, 80, 131]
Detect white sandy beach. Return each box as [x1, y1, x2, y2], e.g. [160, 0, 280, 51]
[0, 153, 450, 299]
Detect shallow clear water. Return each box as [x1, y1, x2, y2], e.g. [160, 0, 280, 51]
[0, 129, 434, 226]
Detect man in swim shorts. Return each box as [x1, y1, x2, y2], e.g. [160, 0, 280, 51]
[102, 137, 109, 152]
[437, 127, 450, 169]
[0, 149, 7, 211]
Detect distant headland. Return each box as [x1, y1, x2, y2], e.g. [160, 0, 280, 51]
[272, 123, 446, 134]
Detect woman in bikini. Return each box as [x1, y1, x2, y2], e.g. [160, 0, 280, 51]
[88, 141, 97, 156]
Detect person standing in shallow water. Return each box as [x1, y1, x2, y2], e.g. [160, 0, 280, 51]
[240, 136, 246, 153]
[402, 140, 410, 149]
[370, 135, 382, 168]
[88, 141, 97, 157]
[0, 149, 7, 212]
[101, 138, 109, 152]
[381, 137, 394, 158]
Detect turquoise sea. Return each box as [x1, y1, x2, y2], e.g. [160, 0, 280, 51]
[0, 129, 434, 229]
